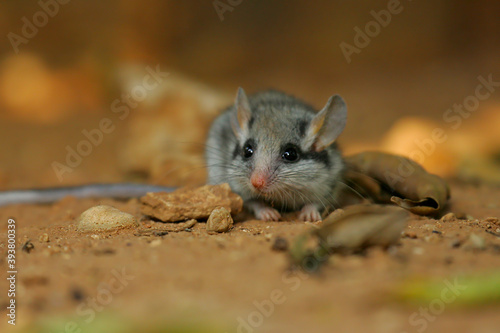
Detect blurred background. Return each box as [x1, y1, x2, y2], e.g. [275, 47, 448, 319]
[0, 0, 499, 190]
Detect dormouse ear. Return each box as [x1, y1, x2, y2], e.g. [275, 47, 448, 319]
[231, 87, 252, 138]
[304, 95, 347, 152]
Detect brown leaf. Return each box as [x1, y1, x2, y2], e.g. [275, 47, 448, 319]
[344, 151, 450, 215]
[289, 204, 409, 271]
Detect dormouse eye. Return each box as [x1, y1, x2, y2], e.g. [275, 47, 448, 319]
[282, 145, 300, 162]
[243, 142, 254, 159]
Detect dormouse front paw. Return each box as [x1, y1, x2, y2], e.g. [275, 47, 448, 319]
[298, 204, 322, 222]
[246, 200, 282, 221]
[255, 206, 281, 221]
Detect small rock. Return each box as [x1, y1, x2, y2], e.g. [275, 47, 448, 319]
[440, 212, 456, 222]
[140, 183, 243, 222]
[150, 239, 162, 247]
[180, 219, 198, 230]
[468, 233, 486, 250]
[136, 219, 197, 236]
[38, 233, 50, 242]
[77, 205, 138, 232]
[271, 237, 289, 251]
[206, 207, 233, 233]
[485, 217, 499, 224]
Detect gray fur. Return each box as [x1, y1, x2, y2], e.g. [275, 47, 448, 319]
[206, 89, 347, 215]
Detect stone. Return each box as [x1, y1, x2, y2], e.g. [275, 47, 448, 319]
[38, 233, 50, 242]
[206, 207, 233, 233]
[440, 212, 456, 222]
[140, 183, 243, 222]
[485, 217, 499, 224]
[77, 205, 138, 232]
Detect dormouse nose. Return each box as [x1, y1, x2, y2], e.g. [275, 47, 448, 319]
[250, 172, 268, 190]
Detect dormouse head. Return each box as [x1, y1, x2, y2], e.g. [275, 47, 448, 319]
[229, 87, 347, 207]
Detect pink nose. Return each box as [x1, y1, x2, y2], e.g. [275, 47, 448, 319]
[251, 173, 267, 190]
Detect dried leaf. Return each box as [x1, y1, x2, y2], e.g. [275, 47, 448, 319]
[289, 204, 409, 271]
[344, 152, 450, 215]
[317, 204, 409, 251]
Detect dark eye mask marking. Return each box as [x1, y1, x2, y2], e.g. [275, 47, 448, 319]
[301, 150, 331, 168]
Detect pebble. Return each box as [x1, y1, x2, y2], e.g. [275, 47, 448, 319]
[140, 183, 243, 222]
[206, 207, 233, 233]
[150, 239, 162, 247]
[38, 233, 50, 242]
[77, 205, 138, 232]
[485, 217, 499, 224]
[271, 237, 289, 251]
[440, 212, 456, 222]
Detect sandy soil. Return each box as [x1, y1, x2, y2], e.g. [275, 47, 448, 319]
[0, 179, 499, 333]
[0, 66, 499, 332]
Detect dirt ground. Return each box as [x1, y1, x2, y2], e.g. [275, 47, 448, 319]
[0, 66, 499, 333]
[0, 176, 499, 333]
[2, 2, 500, 331]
